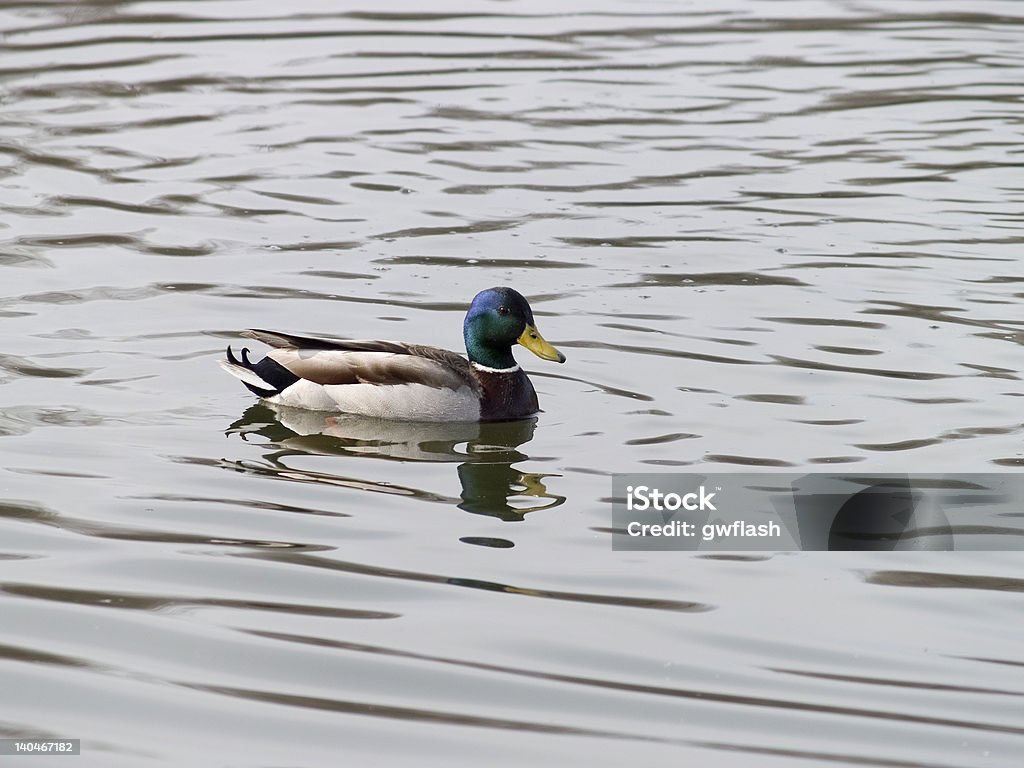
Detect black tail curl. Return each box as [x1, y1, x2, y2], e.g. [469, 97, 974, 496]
[226, 345, 299, 398]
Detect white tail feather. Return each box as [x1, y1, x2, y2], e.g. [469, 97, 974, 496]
[219, 360, 274, 390]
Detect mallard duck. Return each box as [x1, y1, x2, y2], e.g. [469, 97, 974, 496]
[220, 286, 565, 421]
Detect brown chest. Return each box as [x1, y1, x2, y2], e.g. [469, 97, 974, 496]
[474, 367, 540, 421]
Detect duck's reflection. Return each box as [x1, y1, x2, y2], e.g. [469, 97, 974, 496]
[226, 404, 564, 521]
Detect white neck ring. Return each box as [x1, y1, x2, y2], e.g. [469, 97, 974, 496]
[472, 362, 520, 374]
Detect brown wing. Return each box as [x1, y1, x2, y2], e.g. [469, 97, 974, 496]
[264, 347, 479, 393]
[243, 329, 410, 355]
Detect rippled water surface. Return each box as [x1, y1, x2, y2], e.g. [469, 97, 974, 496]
[2, 1, 1023, 765]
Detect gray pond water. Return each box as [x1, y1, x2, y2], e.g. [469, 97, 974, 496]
[1, 1, 1023, 766]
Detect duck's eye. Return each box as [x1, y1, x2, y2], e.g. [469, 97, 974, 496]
[497, 306, 510, 316]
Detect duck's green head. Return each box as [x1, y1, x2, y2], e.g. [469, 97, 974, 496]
[464, 287, 566, 370]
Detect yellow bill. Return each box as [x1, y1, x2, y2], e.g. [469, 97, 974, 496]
[518, 324, 566, 363]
